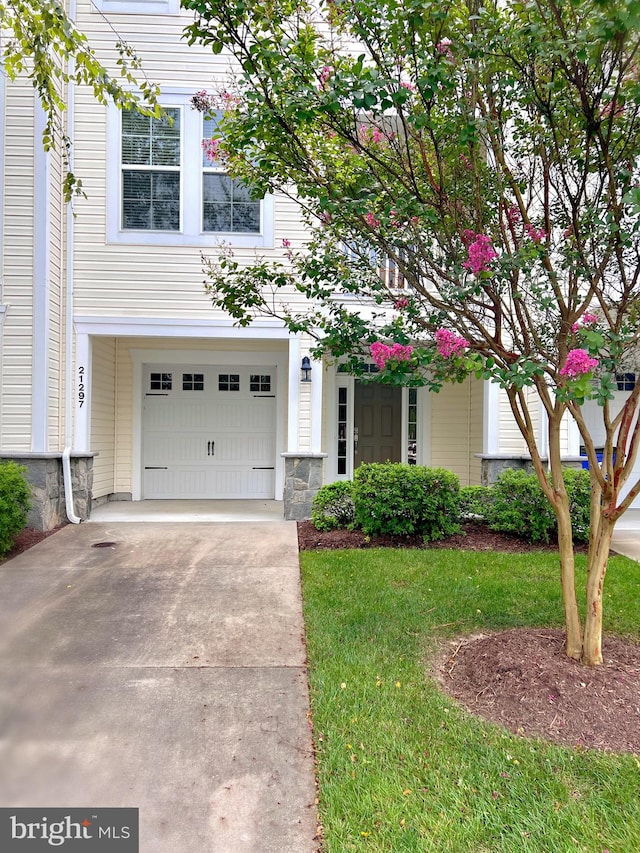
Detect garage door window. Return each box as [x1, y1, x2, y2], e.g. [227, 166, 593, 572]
[218, 373, 240, 391]
[250, 374, 271, 392]
[150, 372, 172, 390]
[183, 373, 205, 391]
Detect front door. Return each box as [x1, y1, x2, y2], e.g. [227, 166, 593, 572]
[354, 382, 402, 466]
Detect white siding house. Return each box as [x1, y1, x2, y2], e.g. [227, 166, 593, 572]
[2, 0, 623, 529]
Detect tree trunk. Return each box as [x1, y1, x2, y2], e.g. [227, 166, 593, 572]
[555, 496, 583, 660]
[582, 516, 615, 666]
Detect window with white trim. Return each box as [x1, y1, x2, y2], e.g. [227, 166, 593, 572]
[122, 108, 181, 231]
[107, 92, 274, 248]
[202, 115, 261, 233]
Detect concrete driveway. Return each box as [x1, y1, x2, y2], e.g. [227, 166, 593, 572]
[0, 521, 319, 852]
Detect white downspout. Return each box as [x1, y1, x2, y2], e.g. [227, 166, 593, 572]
[62, 7, 81, 523]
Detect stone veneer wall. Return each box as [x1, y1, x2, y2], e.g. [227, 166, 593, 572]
[478, 454, 586, 485]
[282, 453, 327, 520]
[0, 453, 94, 531]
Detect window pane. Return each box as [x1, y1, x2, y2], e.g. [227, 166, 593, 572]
[203, 203, 232, 232]
[122, 135, 151, 166]
[232, 181, 254, 202]
[204, 174, 232, 202]
[122, 170, 180, 231]
[122, 108, 180, 167]
[202, 114, 222, 167]
[232, 203, 261, 232]
[203, 175, 260, 233]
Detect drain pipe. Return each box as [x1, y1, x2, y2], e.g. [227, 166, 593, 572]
[62, 14, 81, 524]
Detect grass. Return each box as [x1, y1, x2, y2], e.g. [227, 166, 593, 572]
[300, 547, 640, 853]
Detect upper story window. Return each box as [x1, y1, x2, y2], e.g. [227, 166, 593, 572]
[202, 116, 261, 233]
[107, 91, 274, 248]
[122, 109, 181, 231]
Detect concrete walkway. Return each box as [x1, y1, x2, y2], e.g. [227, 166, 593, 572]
[0, 520, 319, 852]
[611, 508, 640, 562]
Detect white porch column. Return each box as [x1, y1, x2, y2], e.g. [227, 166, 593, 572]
[483, 379, 500, 453]
[287, 335, 301, 452]
[310, 353, 323, 453]
[73, 330, 91, 452]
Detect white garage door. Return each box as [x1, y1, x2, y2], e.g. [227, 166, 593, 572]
[142, 365, 277, 499]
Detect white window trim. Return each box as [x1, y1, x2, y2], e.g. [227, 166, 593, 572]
[92, 0, 180, 15]
[106, 91, 274, 248]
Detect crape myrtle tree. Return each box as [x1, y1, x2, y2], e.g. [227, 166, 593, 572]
[0, 0, 161, 199]
[183, 0, 640, 666]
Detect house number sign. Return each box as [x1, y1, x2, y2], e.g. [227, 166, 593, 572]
[78, 366, 85, 408]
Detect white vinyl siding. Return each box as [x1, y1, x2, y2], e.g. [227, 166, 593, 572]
[1, 81, 35, 449]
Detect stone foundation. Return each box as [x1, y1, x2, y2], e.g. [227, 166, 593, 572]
[282, 453, 327, 520]
[477, 454, 586, 485]
[0, 453, 94, 531]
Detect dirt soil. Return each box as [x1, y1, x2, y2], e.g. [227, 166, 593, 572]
[298, 520, 640, 754]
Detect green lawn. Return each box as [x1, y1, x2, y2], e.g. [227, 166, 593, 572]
[300, 547, 640, 853]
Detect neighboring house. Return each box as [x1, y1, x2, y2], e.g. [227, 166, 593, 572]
[0, 1, 636, 529]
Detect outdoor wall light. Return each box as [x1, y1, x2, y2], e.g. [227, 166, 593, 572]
[301, 356, 312, 382]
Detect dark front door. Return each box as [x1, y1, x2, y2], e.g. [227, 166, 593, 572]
[354, 382, 402, 466]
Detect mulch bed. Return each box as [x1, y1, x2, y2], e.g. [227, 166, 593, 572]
[433, 629, 640, 754]
[0, 524, 66, 563]
[299, 519, 639, 754]
[297, 520, 591, 554]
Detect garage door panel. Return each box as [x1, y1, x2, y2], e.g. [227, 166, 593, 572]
[142, 365, 277, 499]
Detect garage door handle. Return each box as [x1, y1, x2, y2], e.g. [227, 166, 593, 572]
[145, 466, 168, 470]
[208, 440, 215, 456]
[252, 467, 274, 470]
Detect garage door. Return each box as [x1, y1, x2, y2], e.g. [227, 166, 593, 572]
[142, 365, 277, 499]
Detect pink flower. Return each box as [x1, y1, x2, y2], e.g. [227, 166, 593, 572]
[282, 238, 291, 248]
[319, 65, 332, 88]
[506, 204, 520, 227]
[400, 82, 416, 92]
[460, 154, 473, 171]
[525, 223, 546, 243]
[571, 312, 599, 334]
[435, 328, 469, 358]
[559, 349, 599, 378]
[463, 233, 497, 275]
[364, 212, 381, 229]
[220, 91, 240, 109]
[394, 296, 409, 310]
[436, 38, 454, 60]
[202, 138, 222, 163]
[370, 342, 413, 370]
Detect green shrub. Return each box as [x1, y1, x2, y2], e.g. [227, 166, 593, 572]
[311, 481, 355, 531]
[458, 484, 493, 522]
[352, 463, 460, 540]
[563, 467, 592, 543]
[0, 461, 31, 557]
[488, 467, 591, 544]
